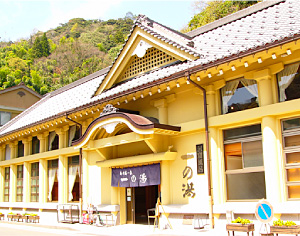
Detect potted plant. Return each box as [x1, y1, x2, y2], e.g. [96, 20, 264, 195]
[7, 212, 15, 221]
[226, 217, 255, 236]
[28, 213, 40, 223]
[12, 213, 21, 222]
[0, 212, 4, 220]
[21, 213, 30, 222]
[270, 219, 300, 235]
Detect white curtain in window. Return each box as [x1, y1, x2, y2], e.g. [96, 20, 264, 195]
[221, 80, 240, 114]
[48, 168, 57, 201]
[68, 126, 76, 147]
[278, 63, 300, 101]
[240, 79, 258, 102]
[48, 132, 56, 151]
[5, 144, 11, 160]
[68, 166, 79, 201]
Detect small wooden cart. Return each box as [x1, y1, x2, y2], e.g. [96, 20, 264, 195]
[226, 223, 255, 236]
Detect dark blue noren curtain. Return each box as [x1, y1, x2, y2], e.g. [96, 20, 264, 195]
[111, 163, 160, 187]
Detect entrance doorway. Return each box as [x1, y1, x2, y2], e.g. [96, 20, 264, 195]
[126, 185, 158, 224]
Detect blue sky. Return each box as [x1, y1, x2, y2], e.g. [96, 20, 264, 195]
[0, 0, 196, 42]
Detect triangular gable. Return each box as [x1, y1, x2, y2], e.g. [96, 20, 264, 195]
[94, 15, 199, 96]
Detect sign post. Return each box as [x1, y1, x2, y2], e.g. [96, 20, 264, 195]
[255, 200, 274, 236]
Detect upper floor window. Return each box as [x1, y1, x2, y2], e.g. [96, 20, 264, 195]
[277, 62, 300, 102]
[5, 144, 11, 160]
[68, 125, 80, 147]
[221, 78, 259, 114]
[48, 159, 58, 202]
[32, 136, 40, 154]
[17, 141, 24, 158]
[49, 131, 59, 151]
[0, 111, 11, 126]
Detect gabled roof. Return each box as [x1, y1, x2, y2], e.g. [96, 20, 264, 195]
[0, 82, 42, 99]
[1, 0, 300, 137]
[93, 14, 200, 95]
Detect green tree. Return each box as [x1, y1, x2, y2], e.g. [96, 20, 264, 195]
[32, 36, 43, 58]
[184, 1, 259, 32]
[40, 33, 50, 57]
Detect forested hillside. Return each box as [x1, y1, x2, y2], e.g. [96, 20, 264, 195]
[0, 14, 134, 95]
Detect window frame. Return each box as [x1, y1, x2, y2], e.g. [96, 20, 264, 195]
[4, 167, 10, 202]
[220, 78, 259, 115]
[16, 165, 23, 202]
[223, 125, 266, 201]
[30, 162, 39, 202]
[281, 117, 300, 200]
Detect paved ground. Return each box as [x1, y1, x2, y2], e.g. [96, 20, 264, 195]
[0, 221, 270, 236]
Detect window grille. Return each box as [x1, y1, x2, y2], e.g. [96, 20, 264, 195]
[120, 48, 176, 81]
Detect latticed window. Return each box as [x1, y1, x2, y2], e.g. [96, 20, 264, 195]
[32, 136, 40, 154]
[17, 141, 24, 157]
[16, 165, 23, 202]
[282, 117, 300, 199]
[120, 48, 176, 81]
[4, 167, 10, 202]
[31, 162, 39, 202]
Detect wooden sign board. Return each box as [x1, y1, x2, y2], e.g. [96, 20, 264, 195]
[196, 144, 204, 174]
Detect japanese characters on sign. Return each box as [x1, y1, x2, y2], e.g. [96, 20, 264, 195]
[182, 166, 195, 198]
[111, 163, 160, 187]
[196, 144, 204, 174]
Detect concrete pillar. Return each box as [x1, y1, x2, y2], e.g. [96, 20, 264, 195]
[39, 159, 47, 204]
[9, 165, 17, 202]
[37, 132, 48, 153]
[58, 155, 68, 204]
[210, 127, 222, 205]
[9, 142, 17, 159]
[0, 145, 4, 161]
[262, 116, 282, 203]
[206, 85, 216, 117]
[0, 167, 4, 202]
[82, 150, 89, 205]
[111, 186, 118, 205]
[56, 128, 65, 149]
[160, 160, 170, 205]
[154, 99, 168, 124]
[23, 140, 30, 157]
[23, 162, 31, 202]
[254, 69, 273, 106]
[28, 137, 32, 155]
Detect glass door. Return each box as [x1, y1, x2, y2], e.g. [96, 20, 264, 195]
[126, 187, 135, 224]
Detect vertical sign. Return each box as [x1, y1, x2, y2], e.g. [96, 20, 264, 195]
[196, 144, 204, 174]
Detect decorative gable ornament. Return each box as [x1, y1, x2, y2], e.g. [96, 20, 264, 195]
[132, 40, 152, 58]
[103, 122, 120, 134]
[100, 104, 118, 116]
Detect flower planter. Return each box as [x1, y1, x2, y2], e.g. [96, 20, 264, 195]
[226, 223, 255, 236]
[0, 214, 4, 220]
[28, 215, 40, 223]
[270, 225, 300, 236]
[12, 214, 21, 222]
[7, 214, 13, 221]
[21, 215, 29, 223]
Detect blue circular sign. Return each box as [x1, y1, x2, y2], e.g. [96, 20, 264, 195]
[255, 200, 273, 223]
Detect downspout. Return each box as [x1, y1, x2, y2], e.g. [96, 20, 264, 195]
[65, 115, 83, 223]
[186, 72, 214, 229]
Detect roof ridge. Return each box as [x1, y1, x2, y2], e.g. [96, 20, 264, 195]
[186, 0, 285, 38]
[49, 67, 109, 98]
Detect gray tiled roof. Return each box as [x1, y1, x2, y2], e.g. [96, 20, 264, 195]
[1, 0, 299, 137]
